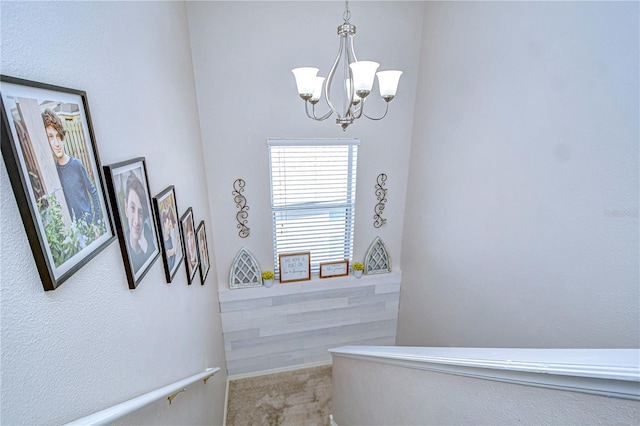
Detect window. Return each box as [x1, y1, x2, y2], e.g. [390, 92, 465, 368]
[268, 139, 359, 277]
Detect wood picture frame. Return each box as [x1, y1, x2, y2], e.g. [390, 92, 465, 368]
[152, 185, 184, 283]
[104, 157, 160, 289]
[195, 220, 210, 285]
[278, 251, 311, 283]
[319, 260, 349, 278]
[0, 75, 115, 291]
[180, 207, 199, 285]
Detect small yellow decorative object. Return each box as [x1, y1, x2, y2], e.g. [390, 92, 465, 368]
[352, 262, 364, 271]
[261, 270, 275, 280]
[167, 389, 185, 405]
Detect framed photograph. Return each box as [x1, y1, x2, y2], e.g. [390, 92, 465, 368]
[104, 157, 159, 289]
[152, 186, 184, 283]
[278, 251, 311, 283]
[180, 207, 199, 285]
[195, 220, 210, 285]
[0, 75, 115, 291]
[319, 260, 349, 278]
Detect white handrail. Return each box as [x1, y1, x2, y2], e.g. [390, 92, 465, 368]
[329, 347, 640, 400]
[65, 367, 220, 426]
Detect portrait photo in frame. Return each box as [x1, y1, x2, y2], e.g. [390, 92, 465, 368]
[0, 75, 115, 291]
[104, 157, 159, 289]
[180, 207, 199, 285]
[152, 186, 184, 283]
[195, 220, 210, 285]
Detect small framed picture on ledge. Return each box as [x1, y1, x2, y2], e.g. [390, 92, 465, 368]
[278, 251, 311, 283]
[319, 260, 349, 278]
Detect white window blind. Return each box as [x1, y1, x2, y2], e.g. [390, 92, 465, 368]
[268, 139, 359, 277]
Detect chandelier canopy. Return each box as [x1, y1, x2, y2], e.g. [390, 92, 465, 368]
[291, 1, 402, 131]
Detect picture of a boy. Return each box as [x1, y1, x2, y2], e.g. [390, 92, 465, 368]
[123, 171, 156, 274]
[42, 108, 102, 225]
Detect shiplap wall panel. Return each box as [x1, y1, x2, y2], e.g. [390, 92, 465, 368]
[219, 273, 401, 376]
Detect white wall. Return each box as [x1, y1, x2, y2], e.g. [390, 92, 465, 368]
[1, 2, 227, 424]
[186, 1, 425, 287]
[398, 1, 639, 348]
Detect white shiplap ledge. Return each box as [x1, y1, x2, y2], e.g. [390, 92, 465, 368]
[329, 346, 640, 401]
[219, 272, 402, 375]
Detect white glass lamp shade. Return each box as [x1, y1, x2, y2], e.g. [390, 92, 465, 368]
[376, 70, 403, 100]
[292, 67, 319, 98]
[345, 79, 362, 104]
[310, 76, 325, 103]
[349, 61, 379, 94]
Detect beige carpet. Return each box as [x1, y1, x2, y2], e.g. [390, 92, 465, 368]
[226, 365, 332, 426]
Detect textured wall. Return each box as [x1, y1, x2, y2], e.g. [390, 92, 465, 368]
[398, 1, 639, 348]
[1, 2, 227, 424]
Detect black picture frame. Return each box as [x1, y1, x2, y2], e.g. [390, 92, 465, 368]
[152, 185, 184, 283]
[0, 75, 115, 291]
[195, 220, 210, 285]
[180, 207, 199, 285]
[104, 157, 160, 289]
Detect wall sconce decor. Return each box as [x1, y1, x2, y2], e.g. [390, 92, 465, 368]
[373, 173, 387, 228]
[232, 178, 250, 238]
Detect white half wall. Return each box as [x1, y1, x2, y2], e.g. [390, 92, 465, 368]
[330, 347, 640, 425]
[1, 2, 227, 424]
[398, 1, 639, 348]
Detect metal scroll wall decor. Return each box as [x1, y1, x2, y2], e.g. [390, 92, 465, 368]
[232, 178, 250, 238]
[373, 173, 387, 228]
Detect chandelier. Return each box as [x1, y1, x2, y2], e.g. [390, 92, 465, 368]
[291, 1, 402, 131]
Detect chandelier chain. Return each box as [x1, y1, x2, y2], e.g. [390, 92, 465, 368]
[343, 0, 351, 22]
